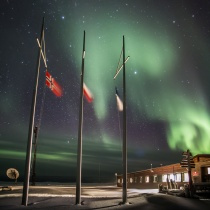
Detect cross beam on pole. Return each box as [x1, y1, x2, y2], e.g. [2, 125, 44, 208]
[113, 56, 130, 80]
[36, 38, 47, 68]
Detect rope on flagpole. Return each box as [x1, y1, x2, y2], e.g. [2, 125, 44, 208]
[114, 47, 124, 162]
[117, 101, 123, 162]
[43, 30, 46, 64]
[36, 30, 47, 131]
[116, 47, 123, 74]
[37, 79, 47, 131]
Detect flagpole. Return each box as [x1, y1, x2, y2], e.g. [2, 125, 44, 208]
[31, 126, 38, 186]
[76, 30, 85, 205]
[22, 17, 45, 206]
[122, 35, 127, 204]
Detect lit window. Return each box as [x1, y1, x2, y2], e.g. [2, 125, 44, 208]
[208, 167, 210, 175]
[139, 176, 143, 183]
[118, 179, 120, 183]
[175, 173, 181, 182]
[169, 174, 175, 181]
[162, 174, 167, 182]
[183, 173, 189, 182]
[145, 176, 149, 183]
[130, 178, 133, 183]
[153, 175, 157, 183]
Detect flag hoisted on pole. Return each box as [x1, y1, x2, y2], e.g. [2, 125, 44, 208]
[76, 30, 86, 205]
[83, 83, 93, 103]
[115, 87, 123, 111]
[113, 36, 129, 204]
[22, 17, 45, 206]
[36, 37, 63, 98]
[45, 71, 63, 97]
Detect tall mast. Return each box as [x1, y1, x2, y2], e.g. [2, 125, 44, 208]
[122, 35, 127, 204]
[22, 17, 45, 206]
[113, 36, 128, 204]
[31, 126, 38, 186]
[76, 31, 86, 205]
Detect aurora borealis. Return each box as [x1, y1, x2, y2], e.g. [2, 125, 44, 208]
[1, 0, 210, 182]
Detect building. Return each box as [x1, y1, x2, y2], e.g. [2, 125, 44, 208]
[117, 154, 210, 189]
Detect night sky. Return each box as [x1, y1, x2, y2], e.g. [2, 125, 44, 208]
[1, 0, 210, 182]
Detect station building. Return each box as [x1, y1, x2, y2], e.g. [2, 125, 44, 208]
[117, 154, 210, 189]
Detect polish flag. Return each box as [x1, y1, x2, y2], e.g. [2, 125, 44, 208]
[46, 71, 63, 97]
[83, 83, 93, 103]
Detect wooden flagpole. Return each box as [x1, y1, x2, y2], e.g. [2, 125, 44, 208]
[31, 126, 38, 185]
[22, 17, 45, 206]
[122, 35, 128, 204]
[113, 36, 128, 204]
[76, 30, 86, 205]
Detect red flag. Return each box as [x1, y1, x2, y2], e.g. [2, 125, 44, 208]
[46, 71, 63, 97]
[83, 83, 93, 103]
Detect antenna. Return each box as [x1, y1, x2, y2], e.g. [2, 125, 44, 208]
[150, 164, 154, 172]
[6, 168, 19, 183]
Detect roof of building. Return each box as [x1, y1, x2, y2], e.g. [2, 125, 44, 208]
[193, 154, 210, 158]
[117, 154, 210, 177]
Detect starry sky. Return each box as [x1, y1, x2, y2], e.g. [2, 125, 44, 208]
[1, 0, 210, 182]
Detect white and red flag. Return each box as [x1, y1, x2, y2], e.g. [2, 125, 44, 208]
[83, 83, 93, 103]
[45, 71, 63, 97]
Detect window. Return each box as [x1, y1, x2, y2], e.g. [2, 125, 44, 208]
[208, 167, 210, 175]
[169, 174, 175, 181]
[118, 179, 121, 184]
[145, 176, 149, 183]
[134, 177, 137, 183]
[130, 178, 133, 183]
[183, 173, 189, 182]
[175, 173, 181, 182]
[153, 175, 157, 183]
[162, 174, 167, 182]
[139, 176, 143, 183]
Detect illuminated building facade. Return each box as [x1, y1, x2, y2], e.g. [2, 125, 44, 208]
[117, 154, 210, 189]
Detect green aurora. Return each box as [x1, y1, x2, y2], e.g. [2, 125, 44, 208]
[56, 3, 210, 155]
[1, 0, 210, 180]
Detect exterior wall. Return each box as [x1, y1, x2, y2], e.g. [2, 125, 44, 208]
[192, 155, 210, 183]
[117, 154, 210, 189]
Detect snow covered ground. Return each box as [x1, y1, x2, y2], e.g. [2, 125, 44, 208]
[0, 184, 210, 210]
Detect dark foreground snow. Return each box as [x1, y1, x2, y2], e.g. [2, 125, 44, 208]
[0, 185, 210, 210]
